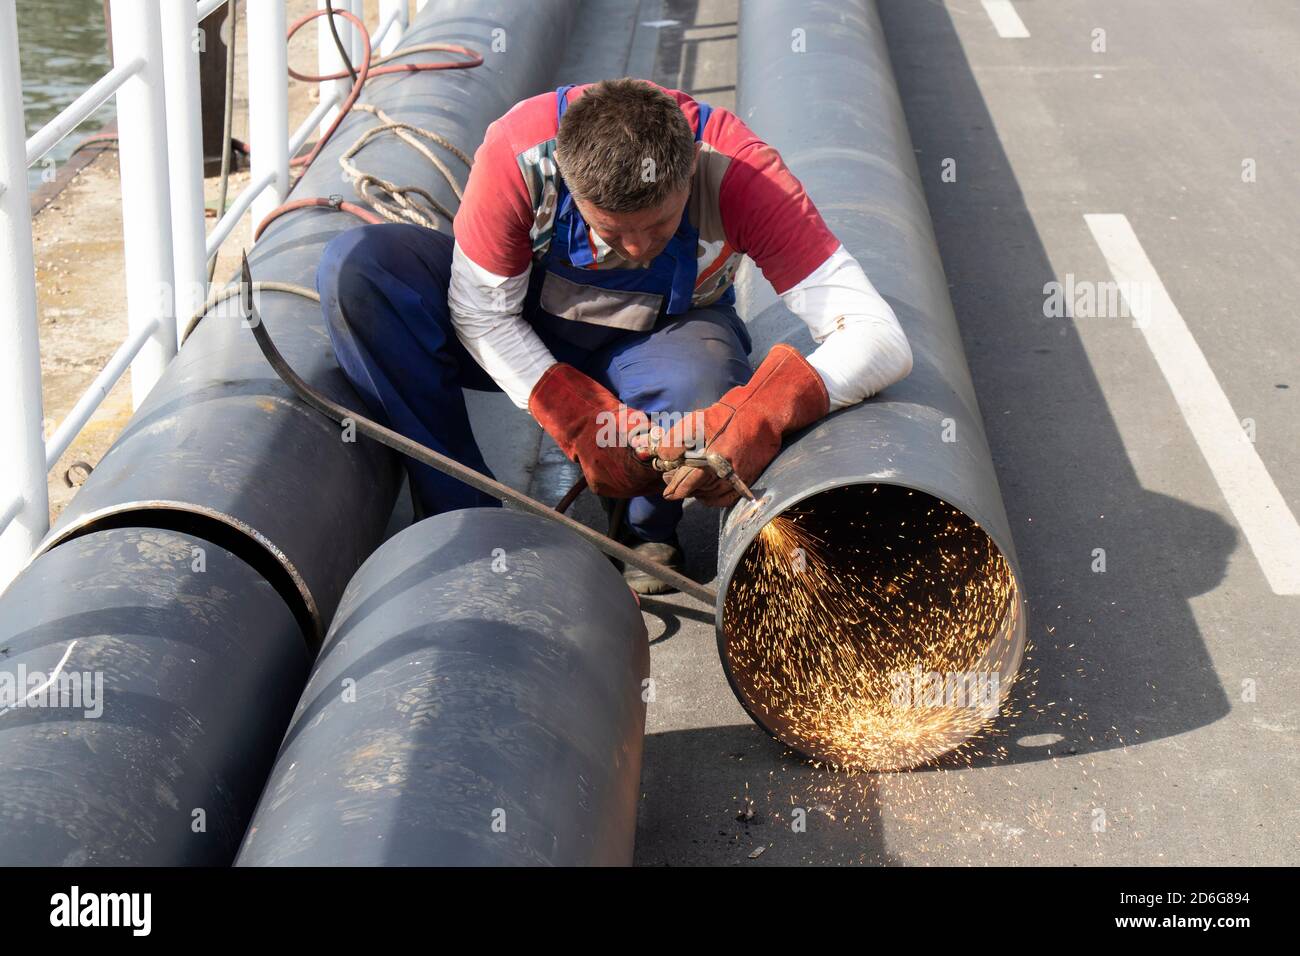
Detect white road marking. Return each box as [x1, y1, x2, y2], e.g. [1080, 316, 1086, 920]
[1085, 213, 1300, 595]
[981, 0, 1030, 38]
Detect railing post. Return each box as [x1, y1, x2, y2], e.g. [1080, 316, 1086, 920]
[160, 0, 208, 344]
[317, 0, 349, 136]
[249, 0, 289, 239]
[380, 0, 408, 57]
[346, 0, 367, 70]
[109, 0, 177, 409]
[0, 0, 51, 589]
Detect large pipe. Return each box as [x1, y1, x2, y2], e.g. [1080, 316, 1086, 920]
[235, 508, 648, 867]
[717, 0, 1027, 771]
[29, 0, 579, 645]
[0, 527, 308, 865]
[0, 0, 581, 866]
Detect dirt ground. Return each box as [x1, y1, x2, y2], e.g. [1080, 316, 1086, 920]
[33, 0, 384, 521]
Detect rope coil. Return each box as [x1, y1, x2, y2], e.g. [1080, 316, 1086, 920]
[339, 103, 473, 229]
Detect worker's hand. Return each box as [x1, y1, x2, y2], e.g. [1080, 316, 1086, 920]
[648, 344, 830, 506]
[528, 363, 662, 497]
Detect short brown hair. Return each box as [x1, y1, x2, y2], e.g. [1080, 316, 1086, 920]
[555, 78, 695, 213]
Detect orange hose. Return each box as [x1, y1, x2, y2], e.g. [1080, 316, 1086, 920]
[253, 197, 382, 242]
[248, 8, 482, 242]
[284, 8, 481, 170]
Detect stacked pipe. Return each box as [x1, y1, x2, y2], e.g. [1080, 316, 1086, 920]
[0, 0, 577, 865]
[717, 0, 1027, 770]
[235, 510, 648, 867]
[0, 528, 308, 865]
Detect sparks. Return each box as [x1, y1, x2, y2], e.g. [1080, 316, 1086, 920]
[722, 485, 1024, 772]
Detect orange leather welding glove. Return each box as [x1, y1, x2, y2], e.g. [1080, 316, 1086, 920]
[640, 344, 830, 506]
[528, 362, 663, 498]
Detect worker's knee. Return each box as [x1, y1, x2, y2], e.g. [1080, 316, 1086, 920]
[319, 226, 383, 336]
[652, 317, 752, 412]
[318, 223, 453, 339]
[658, 361, 739, 413]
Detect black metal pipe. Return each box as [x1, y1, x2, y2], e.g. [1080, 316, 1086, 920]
[235, 508, 648, 867]
[33, 0, 580, 646]
[0, 0, 587, 868]
[717, 0, 1027, 770]
[0, 527, 309, 865]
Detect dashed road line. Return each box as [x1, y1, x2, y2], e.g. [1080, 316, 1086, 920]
[981, 0, 1031, 38]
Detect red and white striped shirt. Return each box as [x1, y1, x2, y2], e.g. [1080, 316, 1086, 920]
[448, 83, 912, 410]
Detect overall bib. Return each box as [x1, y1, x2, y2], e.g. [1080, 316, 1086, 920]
[528, 83, 715, 353]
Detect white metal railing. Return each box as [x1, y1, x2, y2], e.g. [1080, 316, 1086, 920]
[42, 317, 161, 471]
[24, 56, 142, 166]
[0, 0, 408, 591]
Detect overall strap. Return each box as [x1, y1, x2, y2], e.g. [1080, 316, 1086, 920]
[552, 85, 596, 266]
[550, 87, 712, 274]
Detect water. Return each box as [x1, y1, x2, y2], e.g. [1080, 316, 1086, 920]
[17, 0, 114, 193]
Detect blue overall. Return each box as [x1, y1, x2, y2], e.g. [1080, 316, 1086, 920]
[318, 86, 753, 542]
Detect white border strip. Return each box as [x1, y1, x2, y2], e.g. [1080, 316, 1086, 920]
[1086, 213, 1300, 595]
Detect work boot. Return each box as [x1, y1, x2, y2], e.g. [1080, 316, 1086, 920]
[619, 533, 687, 595]
[598, 495, 687, 594]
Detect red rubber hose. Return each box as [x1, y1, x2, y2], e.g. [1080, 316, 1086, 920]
[283, 7, 481, 171]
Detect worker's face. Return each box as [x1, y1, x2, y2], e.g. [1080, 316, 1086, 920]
[573, 143, 700, 265]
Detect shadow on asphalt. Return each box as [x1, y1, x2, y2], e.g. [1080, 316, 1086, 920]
[876, 0, 1235, 766]
[635, 724, 907, 865]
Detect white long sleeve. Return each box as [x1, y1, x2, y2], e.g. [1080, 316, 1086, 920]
[781, 245, 913, 410]
[447, 240, 911, 412]
[447, 241, 556, 409]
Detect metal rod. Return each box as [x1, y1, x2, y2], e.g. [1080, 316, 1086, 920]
[22, 55, 142, 167]
[377, 0, 407, 57]
[205, 167, 275, 257]
[345, 0, 367, 81]
[0, 493, 23, 539]
[316, 0, 350, 136]
[247, 0, 288, 239]
[288, 88, 341, 157]
[241, 254, 718, 607]
[206, 0, 236, 280]
[44, 318, 159, 470]
[160, 0, 208, 343]
[324, 0, 357, 86]
[109, 0, 177, 408]
[0, 0, 49, 589]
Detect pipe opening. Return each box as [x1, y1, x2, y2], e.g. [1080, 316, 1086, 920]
[720, 483, 1024, 771]
[42, 508, 319, 652]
